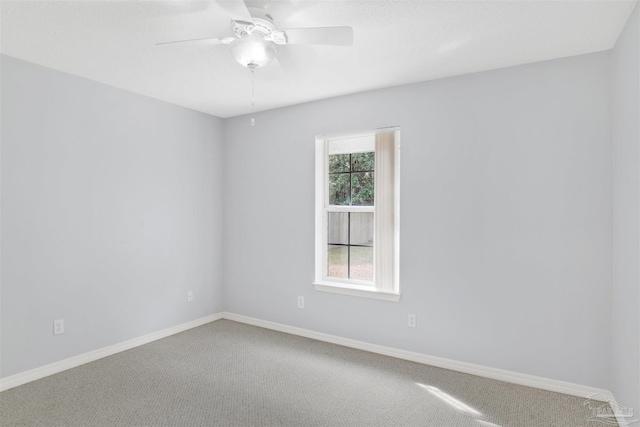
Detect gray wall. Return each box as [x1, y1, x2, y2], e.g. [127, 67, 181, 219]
[3, 32, 634, 397]
[0, 56, 225, 378]
[223, 52, 613, 388]
[612, 2, 640, 414]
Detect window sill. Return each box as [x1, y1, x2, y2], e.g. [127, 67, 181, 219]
[313, 281, 401, 302]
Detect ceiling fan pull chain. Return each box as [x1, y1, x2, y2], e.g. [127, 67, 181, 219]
[251, 68, 255, 126]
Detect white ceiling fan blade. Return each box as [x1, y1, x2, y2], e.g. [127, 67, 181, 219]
[271, 57, 288, 76]
[216, 0, 254, 24]
[156, 37, 235, 46]
[280, 26, 353, 46]
[261, 57, 286, 78]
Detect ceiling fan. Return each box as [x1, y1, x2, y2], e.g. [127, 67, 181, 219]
[157, 0, 353, 69]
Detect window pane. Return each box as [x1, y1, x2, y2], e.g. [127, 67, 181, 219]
[351, 152, 375, 172]
[350, 246, 373, 282]
[329, 154, 350, 173]
[350, 212, 373, 246]
[351, 172, 374, 206]
[329, 173, 350, 205]
[328, 212, 349, 245]
[327, 245, 348, 279]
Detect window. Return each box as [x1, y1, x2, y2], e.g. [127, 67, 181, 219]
[314, 128, 400, 301]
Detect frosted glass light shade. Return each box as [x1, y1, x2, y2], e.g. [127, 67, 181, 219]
[229, 35, 277, 69]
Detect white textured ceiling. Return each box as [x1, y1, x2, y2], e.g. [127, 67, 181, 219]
[1, 0, 637, 118]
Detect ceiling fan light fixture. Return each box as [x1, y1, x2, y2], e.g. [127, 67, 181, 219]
[229, 35, 277, 69]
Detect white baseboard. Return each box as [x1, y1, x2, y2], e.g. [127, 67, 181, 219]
[0, 313, 223, 392]
[1, 310, 620, 416]
[221, 312, 615, 402]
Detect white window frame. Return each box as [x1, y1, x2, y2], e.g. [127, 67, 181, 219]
[313, 127, 400, 302]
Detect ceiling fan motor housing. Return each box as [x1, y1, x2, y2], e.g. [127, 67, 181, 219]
[232, 4, 275, 39]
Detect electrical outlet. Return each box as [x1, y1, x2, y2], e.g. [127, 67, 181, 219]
[408, 314, 416, 328]
[187, 291, 193, 302]
[297, 296, 304, 308]
[53, 319, 64, 335]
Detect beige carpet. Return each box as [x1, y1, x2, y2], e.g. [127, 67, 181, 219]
[0, 319, 613, 426]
